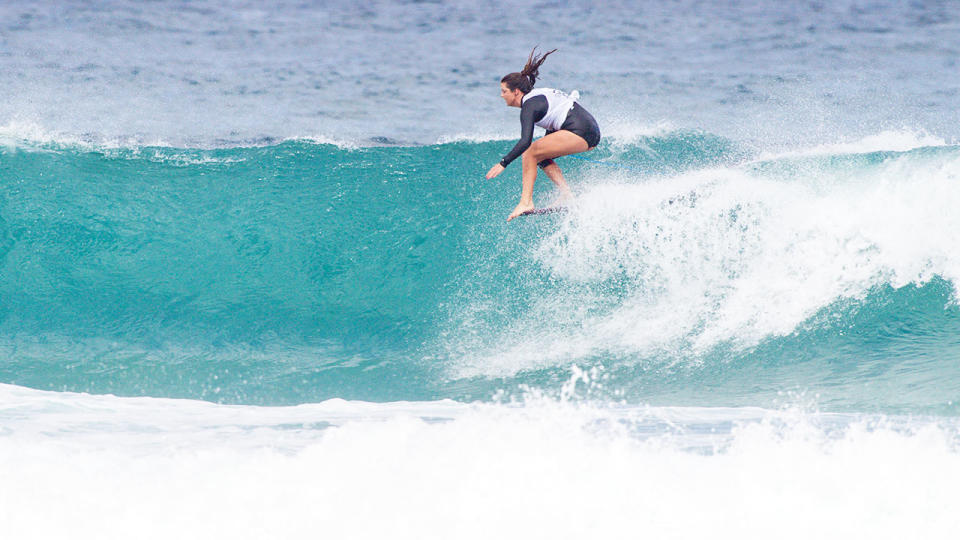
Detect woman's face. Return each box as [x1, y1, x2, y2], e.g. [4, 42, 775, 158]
[500, 82, 523, 107]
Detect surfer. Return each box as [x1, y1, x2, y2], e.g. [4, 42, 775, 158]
[486, 47, 601, 221]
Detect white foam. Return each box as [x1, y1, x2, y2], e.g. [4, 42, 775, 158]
[599, 118, 675, 146]
[0, 120, 174, 150]
[283, 134, 362, 150]
[452, 146, 960, 377]
[1, 384, 958, 539]
[756, 129, 949, 160]
[0, 120, 366, 151]
[435, 131, 515, 144]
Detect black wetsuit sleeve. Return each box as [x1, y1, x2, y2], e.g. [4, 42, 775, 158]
[499, 95, 548, 167]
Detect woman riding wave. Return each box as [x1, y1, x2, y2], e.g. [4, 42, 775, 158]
[485, 47, 601, 221]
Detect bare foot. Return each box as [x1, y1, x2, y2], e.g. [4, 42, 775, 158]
[507, 201, 535, 221]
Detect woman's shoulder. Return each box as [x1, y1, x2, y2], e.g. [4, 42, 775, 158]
[526, 87, 555, 97]
[522, 90, 550, 106]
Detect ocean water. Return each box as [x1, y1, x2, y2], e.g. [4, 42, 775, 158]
[3, 1, 960, 538]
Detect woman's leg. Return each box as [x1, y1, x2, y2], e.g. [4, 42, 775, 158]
[540, 161, 574, 204]
[508, 130, 589, 221]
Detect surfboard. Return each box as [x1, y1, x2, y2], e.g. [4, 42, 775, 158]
[519, 206, 568, 216]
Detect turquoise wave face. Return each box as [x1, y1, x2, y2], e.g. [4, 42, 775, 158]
[2, 135, 959, 413]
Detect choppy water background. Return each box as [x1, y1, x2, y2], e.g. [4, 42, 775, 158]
[3, 0, 959, 146]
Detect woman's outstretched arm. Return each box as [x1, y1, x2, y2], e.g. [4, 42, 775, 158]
[499, 95, 547, 167]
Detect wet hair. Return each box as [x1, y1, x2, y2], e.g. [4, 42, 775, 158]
[501, 47, 557, 94]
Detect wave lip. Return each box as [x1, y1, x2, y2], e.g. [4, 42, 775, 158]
[755, 129, 950, 160]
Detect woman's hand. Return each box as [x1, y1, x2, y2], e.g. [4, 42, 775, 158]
[485, 163, 504, 179]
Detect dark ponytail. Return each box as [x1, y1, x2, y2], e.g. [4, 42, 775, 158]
[501, 47, 557, 94]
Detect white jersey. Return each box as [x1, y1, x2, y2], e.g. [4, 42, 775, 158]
[522, 88, 580, 131]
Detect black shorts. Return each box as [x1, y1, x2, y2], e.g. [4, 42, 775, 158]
[538, 103, 602, 168]
[552, 102, 601, 148]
